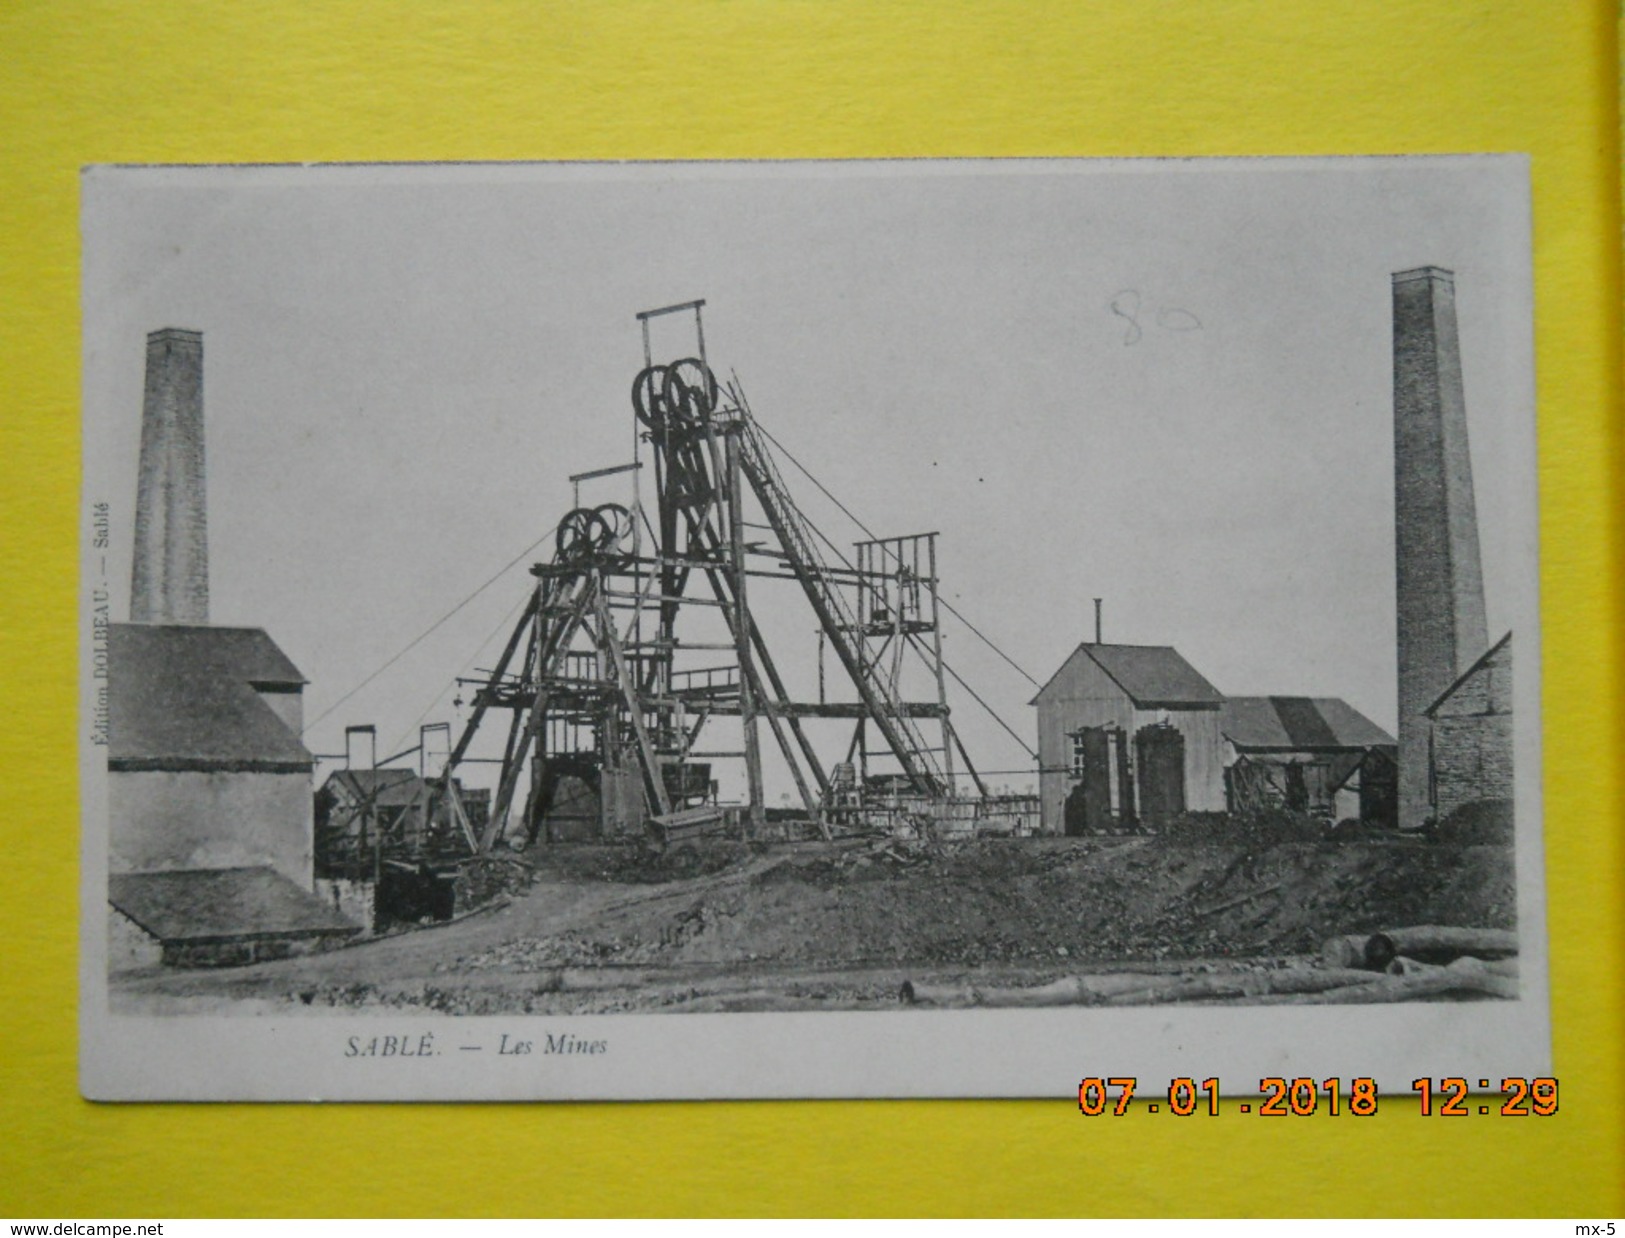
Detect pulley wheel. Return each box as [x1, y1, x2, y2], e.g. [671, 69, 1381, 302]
[663, 357, 718, 424]
[632, 365, 671, 431]
[592, 502, 635, 562]
[555, 507, 599, 562]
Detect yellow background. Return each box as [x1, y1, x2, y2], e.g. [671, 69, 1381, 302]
[2, 1, 1620, 1218]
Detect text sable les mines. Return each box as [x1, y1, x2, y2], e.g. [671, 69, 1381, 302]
[345, 1031, 608, 1058]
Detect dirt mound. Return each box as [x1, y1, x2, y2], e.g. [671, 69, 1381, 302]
[516, 839, 1517, 970]
[112, 836, 1520, 1016]
[1430, 799, 1515, 845]
[1147, 842, 1516, 956]
[517, 841, 756, 884]
[1157, 810, 1331, 846]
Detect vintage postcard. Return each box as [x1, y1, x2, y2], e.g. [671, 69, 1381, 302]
[80, 157, 1548, 1101]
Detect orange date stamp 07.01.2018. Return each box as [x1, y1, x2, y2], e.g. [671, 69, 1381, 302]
[1077, 1076, 1559, 1117]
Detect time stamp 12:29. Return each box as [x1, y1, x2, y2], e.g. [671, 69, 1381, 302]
[1077, 1077, 1559, 1117]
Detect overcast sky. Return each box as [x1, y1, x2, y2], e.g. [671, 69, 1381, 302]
[82, 158, 1537, 799]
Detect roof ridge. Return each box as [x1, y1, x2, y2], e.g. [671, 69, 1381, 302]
[1032, 642, 1223, 706]
[110, 621, 274, 634]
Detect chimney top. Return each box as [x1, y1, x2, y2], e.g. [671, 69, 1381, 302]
[1392, 266, 1455, 285]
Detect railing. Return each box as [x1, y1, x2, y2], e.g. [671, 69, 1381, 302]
[670, 665, 741, 695]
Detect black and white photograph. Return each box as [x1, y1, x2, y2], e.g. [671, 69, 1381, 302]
[79, 157, 1547, 1101]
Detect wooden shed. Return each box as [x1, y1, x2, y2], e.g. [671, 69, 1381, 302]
[1031, 643, 1226, 834]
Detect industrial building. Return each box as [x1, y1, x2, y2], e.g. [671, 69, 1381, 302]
[108, 622, 315, 882]
[1219, 695, 1395, 824]
[1031, 643, 1227, 833]
[311, 764, 497, 928]
[1031, 640, 1401, 834]
[296, 280, 1521, 852]
[107, 327, 357, 969]
[314, 766, 470, 872]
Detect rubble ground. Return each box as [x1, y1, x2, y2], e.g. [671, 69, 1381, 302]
[111, 836, 1516, 1015]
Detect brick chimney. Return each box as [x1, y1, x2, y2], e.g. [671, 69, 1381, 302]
[1392, 268, 1489, 829]
[130, 328, 209, 624]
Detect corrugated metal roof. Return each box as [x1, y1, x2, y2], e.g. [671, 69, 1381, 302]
[1032, 643, 1225, 707]
[109, 867, 359, 942]
[109, 623, 312, 769]
[1221, 696, 1394, 751]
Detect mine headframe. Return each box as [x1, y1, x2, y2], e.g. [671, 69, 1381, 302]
[435, 300, 984, 848]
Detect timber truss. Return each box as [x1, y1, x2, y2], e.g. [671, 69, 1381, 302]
[430, 300, 985, 847]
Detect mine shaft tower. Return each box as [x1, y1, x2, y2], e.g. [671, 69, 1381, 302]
[435, 301, 983, 847]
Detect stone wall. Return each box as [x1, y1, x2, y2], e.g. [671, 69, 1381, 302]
[1429, 636, 1513, 822]
[315, 876, 376, 934]
[1432, 712, 1514, 821]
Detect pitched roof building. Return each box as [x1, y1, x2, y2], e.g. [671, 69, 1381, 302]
[105, 328, 350, 970]
[1032, 643, 1227, 833]
[1032, 643, 1225, 711]
[107, 622, 315, 886]
[109, 624, 310, 773]
[1220, 695, 1396, 824]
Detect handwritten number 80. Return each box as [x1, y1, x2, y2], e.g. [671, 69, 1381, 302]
[1109, 290, 1202, 345]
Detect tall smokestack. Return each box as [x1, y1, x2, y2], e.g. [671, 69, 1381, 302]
[130, 328, 209, 624]
[1392, 268, 1488, 829]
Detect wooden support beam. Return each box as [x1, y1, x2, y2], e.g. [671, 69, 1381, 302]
[604, 589, 726, 607]
[446, 586, 538, 771]
[481, 574, 595, 851]
[444, 777, 479, 852]
[593, 588, 673, 818]
[725, 425, 766, 834]
[948, 720, 988, 798]
[690, 701, 947, 719]
[679, 501, 828, 819]
[738, 436, 940, 796]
